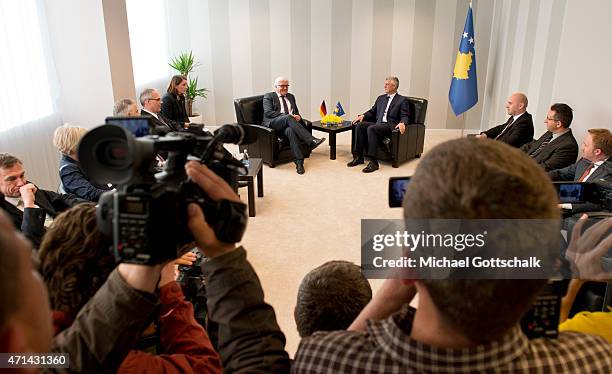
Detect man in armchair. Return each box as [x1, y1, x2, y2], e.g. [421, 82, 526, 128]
[262, 77, 325, 175]
[349, 76, 410, 173]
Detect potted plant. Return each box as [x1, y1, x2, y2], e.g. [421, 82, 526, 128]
[168, 51, 209, 116]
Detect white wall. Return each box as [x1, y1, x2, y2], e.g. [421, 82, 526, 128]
[44, 0, 115, 128]
[551, 0, 612, 153]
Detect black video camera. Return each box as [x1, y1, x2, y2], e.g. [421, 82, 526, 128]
[78, 123, 255, 265]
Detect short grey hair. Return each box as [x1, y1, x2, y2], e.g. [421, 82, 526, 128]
[385, 76, 399, 89]
[113, 98, 136, 116]
[274, 76, 289, 87]
[139, 89, 156, 106]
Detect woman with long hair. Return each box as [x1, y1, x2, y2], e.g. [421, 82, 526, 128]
[162, 75, 190, 124]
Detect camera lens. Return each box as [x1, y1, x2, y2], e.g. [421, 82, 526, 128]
[98, 140, 130, 168]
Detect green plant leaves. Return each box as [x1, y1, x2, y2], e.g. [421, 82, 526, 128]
[168, 50, 198, 75]
[187, 77, 209, 100]
[169, 51, 209, 101]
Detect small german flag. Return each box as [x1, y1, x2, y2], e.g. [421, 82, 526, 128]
[319, 100, 327, 118]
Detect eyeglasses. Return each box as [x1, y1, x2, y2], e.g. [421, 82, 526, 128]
[546, 116, 558, 122]
[148, 98, 161, 102]
[277, 84, 290, 88]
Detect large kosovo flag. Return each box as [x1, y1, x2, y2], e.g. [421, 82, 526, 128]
[449, 3, 478, 116]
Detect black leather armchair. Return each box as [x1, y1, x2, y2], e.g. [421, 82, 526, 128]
[352, 96, 427, 167]
[234, 95, 312, 167]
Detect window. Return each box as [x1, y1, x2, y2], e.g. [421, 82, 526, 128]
[0, 0, 55, 131]
[126, 0, 170, 86]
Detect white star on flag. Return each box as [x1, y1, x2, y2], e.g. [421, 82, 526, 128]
[469, 37, 474, 44]
[463, 32, 468, 38]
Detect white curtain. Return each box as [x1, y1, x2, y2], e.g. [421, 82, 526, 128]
[0, 0, 63, 190]
[126, 0, 171, 89]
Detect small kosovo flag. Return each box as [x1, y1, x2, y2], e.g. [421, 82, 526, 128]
[319, 101, 327, 117]
[449, 2, 478, 116]
[333, 101, 345, 116]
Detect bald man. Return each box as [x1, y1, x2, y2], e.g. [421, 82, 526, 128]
[476, 92, 534, 148]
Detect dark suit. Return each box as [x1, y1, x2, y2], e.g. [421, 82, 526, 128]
[262, 92, 314, 161]
[521, 130, 578, 171]
[0, 187, 84, 248]
[354, 93, 410, 159]
[482, 112, 534, 148]
[549, 158, 612, 213]
[59, 155, 112, 202]
[140, 109, 181, 134]
[161, 92, 190, 123]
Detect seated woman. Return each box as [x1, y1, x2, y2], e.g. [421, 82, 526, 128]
[53, 125, 113, 202]
[113, 98, 140, 116]
[38, 203, 222, 373]
[162, 75, 190, 125]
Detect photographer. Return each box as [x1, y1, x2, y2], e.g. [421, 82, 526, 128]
[293, 139, 612, 373]
[185, 161, 291, 372]
[0, 208, 161, 372]
[38, 203, 222, 373]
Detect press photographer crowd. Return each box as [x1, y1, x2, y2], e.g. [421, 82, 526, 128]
[0, 86, 611, 372]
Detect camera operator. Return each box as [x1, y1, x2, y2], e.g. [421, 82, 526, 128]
[549, 128, 612, 214]
[0, 208, 162, 372]
[293, 139, 612, 373]
[38, 203, 222, 373]
[184, 161, 291, 372]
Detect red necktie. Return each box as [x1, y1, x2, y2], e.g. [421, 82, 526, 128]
[577, 162, 594, 182]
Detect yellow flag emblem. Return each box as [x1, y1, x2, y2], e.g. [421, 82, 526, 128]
[453, 51, 473, 80]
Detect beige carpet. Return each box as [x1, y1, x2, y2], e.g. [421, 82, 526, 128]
[224, 130, 454, 356]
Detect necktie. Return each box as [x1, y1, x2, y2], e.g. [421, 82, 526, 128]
[577, 162, 595, 182]
[383, 96, 392, 122]
[530, 134, 552, 157]
[281, 96, 289, 114]
[495, 117, 514, 140]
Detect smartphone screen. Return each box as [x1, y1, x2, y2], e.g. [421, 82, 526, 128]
[388, 176, 411, 207]
[555, 182, 586, 203]
[105, 116, 152, 138]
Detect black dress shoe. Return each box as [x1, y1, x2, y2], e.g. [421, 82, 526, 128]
[346, 157, 365, 167]
[362, 161, 379, 173]
[296, 163, 305, 174]
[310, 138, 326, 150]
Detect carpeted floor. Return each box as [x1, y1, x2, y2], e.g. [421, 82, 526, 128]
[224, 129, 456, 356]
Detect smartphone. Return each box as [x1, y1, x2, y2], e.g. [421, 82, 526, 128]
[388, 176, 411, 208]
[554, 182, 586, 203]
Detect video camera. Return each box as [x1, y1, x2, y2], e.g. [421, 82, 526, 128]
[78, 121, 257, 265]
[554, 180, 612, 210]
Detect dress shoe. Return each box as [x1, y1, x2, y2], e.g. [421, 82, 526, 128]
[296, 163, 305, 174]
[362, 161, 379, 173]
[310, 138, 326, 151]
[346, 157, 365, 167]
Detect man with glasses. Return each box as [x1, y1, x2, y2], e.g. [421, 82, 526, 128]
[262, 77, 325, 175]
[520, 103, 578, 171]
[140, 88, 182, 134]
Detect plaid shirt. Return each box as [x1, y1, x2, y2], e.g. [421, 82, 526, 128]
[293, 307, 612, 373]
